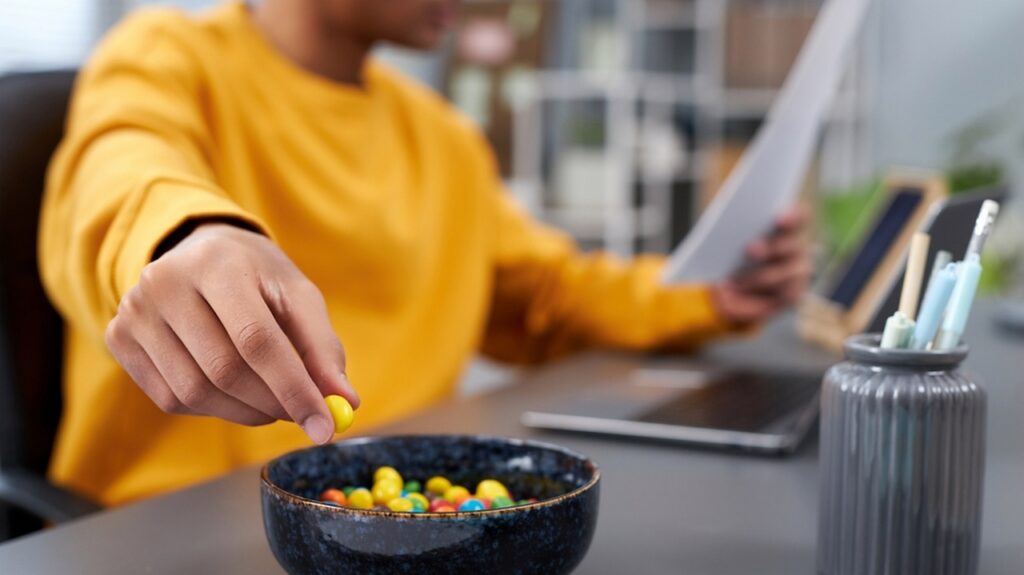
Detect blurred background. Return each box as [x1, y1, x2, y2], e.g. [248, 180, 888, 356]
[2, 0, 1021, 308]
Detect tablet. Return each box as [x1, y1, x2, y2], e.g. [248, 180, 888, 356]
[865, 186, 1008, 332]
[797, 172, 947, 351]
[522, 368, 822, 454]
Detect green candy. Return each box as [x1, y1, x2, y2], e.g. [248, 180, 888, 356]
[516, 499, 530, 506]
[491, 495, 514, 508]
[342, 486, 356, 497]
[403, 480, 422, 494]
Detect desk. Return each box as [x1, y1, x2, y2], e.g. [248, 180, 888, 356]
[2, 299, 1022, 574]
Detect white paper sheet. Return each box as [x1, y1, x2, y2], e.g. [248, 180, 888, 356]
[662, 0, 872, 284]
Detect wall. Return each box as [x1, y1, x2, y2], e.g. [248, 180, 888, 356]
[871, 0, 1024, 186]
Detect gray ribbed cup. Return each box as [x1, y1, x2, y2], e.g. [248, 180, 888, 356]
[817, 334, 986, 575]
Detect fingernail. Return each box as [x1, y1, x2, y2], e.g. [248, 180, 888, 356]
[301, 414, 334, 444]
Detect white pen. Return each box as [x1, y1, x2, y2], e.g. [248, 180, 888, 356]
[964, 200, 999, 258]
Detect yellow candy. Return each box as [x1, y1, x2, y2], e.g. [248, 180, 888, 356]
[386, 497, 414, 512]
[406, 492, 430, 510]
[426, 476, 451, 495]
[374, 466, 403, 485]
[475, 479, 510, 500]
[372, 479, 402, 505]
[443, 485, 470, 504]
[324, 395, 354, 434]
[347, 487, 373, 509]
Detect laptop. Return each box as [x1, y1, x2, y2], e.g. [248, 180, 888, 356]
[521, 187, 1007, 455]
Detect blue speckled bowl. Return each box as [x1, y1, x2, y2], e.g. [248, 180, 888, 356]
[261, 435, 600, 575]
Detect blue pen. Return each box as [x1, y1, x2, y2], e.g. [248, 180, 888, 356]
[935, 254, 982, 349]
[910, 262, 957, 350]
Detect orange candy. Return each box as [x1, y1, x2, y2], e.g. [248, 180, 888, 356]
[443, 485, 470, 505]
[320, 488, 347, 506]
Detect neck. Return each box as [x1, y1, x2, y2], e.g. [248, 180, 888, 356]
[252, 0, 371, 86]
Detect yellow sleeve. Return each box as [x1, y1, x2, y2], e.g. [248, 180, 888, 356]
[39, 11, 267, 341]
[483, 192, 740, 364]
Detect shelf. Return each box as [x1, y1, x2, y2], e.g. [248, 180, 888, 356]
[531, 70, 697, 103]
[699, 87, 864, 121]
[539, 205, 669, 240]
[506, 0, 867, 255]
[638, 2, 698, 31]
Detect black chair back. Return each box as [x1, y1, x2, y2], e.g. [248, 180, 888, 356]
[0, 70, 100, 540]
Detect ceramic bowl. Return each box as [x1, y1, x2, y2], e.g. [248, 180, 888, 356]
[261, 434, 600, 575]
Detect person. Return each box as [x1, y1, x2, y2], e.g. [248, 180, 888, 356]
[39, 0, 810, 505]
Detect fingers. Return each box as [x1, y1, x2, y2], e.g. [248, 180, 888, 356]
[774, 204, 810, 232]
[202, 281, 336, 444]
[163, 288, 291, 421]
[130, 315, 276, 426]
[735, 256, 812, 293]
[745, 204, 809, 263]
[106, 327, 188, 416]
[712, 281, 785, 325]
[262, 279, 360, 409]
[746, 233, 805, 263]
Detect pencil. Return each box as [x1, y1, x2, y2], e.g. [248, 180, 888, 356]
[898, 232, 930, 320]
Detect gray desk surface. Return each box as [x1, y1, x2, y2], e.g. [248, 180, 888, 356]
[2, 299, 1022, 574]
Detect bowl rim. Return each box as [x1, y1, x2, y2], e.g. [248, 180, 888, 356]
[260, 433, 601, 518]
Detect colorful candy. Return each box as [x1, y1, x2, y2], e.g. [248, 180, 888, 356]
[458, 498, 486, 512]
[320, 488, 347, 506]
[372, 479, 402, 505]
[491, 495, 514, 509]
[475, 479, 509, 500]
[406, 492, 430, 511]
[443, 485, 470, 505]
[374, 466, 402, 484]
[426, 476, 451, 495]
[386, 497, 414, 512]
[318, 467, 526, 514]
[324, 395, 354, 434]
[347, 488, 373, 509]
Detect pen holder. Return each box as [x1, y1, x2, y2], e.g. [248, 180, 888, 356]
[817, 334, 986, 575]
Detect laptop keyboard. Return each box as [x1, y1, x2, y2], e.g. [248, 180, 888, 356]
[636, 371, 822, 432]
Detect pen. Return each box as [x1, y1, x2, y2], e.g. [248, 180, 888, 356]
[934, 255, 982, 349]
[931, 200, 1000, 349]
[964, 200, 1000, 258]
[928, 250, 952, 287]
[910, 263, 957, 350]
[881, 311, 914, 349]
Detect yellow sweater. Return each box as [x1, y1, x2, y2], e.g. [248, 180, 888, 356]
[40, 2, 734, 505]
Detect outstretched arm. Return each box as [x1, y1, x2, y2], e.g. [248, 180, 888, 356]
[40, 12, 357, 443]
[482, 193, 809, 364]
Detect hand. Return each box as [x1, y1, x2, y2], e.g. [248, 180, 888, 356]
[105, 223, 359, 444]
[711, 207, 812, 326]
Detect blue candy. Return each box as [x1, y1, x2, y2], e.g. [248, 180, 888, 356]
[458, 498, 486, 512]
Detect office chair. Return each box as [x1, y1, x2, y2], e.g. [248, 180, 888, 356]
[0, 70, 102, 541]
